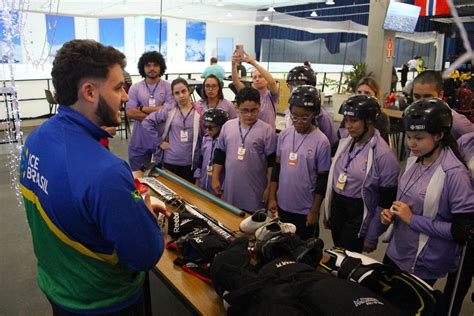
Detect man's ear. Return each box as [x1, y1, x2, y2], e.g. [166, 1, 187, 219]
[80, 81, 96, 103]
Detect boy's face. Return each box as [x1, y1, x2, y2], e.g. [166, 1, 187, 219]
[237, 101, 260, 125]
[413, 83, 443, 101]
[203, 123, 220, 138]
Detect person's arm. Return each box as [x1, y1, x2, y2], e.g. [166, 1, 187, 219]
[263, 158, 274, 205]
[408, 169, 474, 239]
[142, 110, 166, 149]
[231, 55, 245, 92]
[88, 163, 164, 271]
[242, 54, 279, 96]
[365, 151, 400, 246]
[309, 138, 331, 226]
[263, 127, 277, 204]
[211, 161, 224, 195]
[268, 156, 281, 216]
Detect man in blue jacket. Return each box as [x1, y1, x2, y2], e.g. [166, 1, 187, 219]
[19, 39, 164, 315]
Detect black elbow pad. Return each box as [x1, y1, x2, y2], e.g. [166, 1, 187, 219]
[315, 172, 329, 196]
[378, 186, 398, 209]
[213, 148, 226, 165]
[266, 152, 276, 167]
[451, 213, 474, 245]
[271, 162, 281, 182]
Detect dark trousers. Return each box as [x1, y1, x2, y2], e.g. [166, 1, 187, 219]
[329, 191, 364, 253]
[443, 242, 473, 316]
[49, 294, 145, 316]
[163, 163, 194, 183]
[382, 254, 437, 287]
[278, 207, 319, 240]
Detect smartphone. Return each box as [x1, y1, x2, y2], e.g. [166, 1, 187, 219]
[235, 44, 244, 57]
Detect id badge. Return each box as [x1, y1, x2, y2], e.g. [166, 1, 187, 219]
[335, 172, 347, 190]
[237, 146, 246, 161]
[148, 96, 156, 106]
[288, 152, 298, 166]
[206, 165, 213, 176]
[180, 130, 189, 142]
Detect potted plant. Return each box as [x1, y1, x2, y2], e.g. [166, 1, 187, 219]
[344, 62, 373, 93]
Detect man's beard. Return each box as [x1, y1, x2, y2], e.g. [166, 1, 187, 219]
[95, 95, 121, 127]
[146, 71, 159, 79]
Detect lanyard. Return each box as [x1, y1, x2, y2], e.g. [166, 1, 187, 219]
[177, 106, 194, 128]
[343, 139, 370, 172]
[292, 129, 310, 153]
[398, 159, 437, 202]
[208, 138, 217, 167]
[206, 99, 220, 110]
[238, 121, 254, 147]
[144, 81, 159, 97]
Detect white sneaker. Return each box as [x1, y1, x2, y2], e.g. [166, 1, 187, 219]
[239, 209, 273, 234]
[255, 221, 297, 241]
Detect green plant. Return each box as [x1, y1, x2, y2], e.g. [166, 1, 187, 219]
[344, 62, 373, 93]
[320, 78, 339, 90]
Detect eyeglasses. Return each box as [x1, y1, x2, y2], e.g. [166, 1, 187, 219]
[290, 114, 313, 123]
[205, 84, 219, 90]
[203, 124, 218, 130]
[239, 108, 259, 115]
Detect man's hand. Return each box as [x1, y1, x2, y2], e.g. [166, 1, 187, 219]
[306, 211, 318, 226]
[363, 240, 377, 253]
[160, 141, 169, 150]
[211, 177, 222, 195]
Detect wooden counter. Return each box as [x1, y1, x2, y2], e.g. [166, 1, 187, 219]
[150, 173, 245, 316]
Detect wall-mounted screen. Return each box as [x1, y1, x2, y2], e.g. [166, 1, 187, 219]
[383, 1, 421, 34]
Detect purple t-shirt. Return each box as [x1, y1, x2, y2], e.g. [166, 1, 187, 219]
[458, 131, 474, 161]
[332, 138, 373, 198]
[386, 148, 474, 279]
[276, 126, 331, 214]
[195, 136, 223, 196]
[451, 109, 474, 140]
[217, 118, 276, 212]
[142, 104, 201, 166]
[283, 108, 338, 146]
[196, 99, 237, 119]
[126, 80, 174, 149]
[258, 90, 278, 130]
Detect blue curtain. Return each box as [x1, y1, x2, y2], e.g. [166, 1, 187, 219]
[255, 0, 451, 59]
[255, 0, 369, 58]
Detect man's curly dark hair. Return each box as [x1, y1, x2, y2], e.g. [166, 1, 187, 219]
[137, 51, 167, 78]
[51, 39, 126, 106]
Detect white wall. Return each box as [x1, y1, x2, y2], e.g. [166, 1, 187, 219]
[0, 15, 255, 118]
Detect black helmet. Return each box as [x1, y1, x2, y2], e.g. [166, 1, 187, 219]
[402, 98, 452, 134]
[286, 66, 316, 86]
[288, 85, 321, 115]
[202, 108, 230, 126]
[338, 95, 380, 123]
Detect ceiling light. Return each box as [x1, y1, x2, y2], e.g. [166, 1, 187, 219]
[267, 7, 275, 12]
[263, 16, 270, 21]
[326, 0, 335, 5]
[310, 10, 318, 17]
[216, 0, 224, 6]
